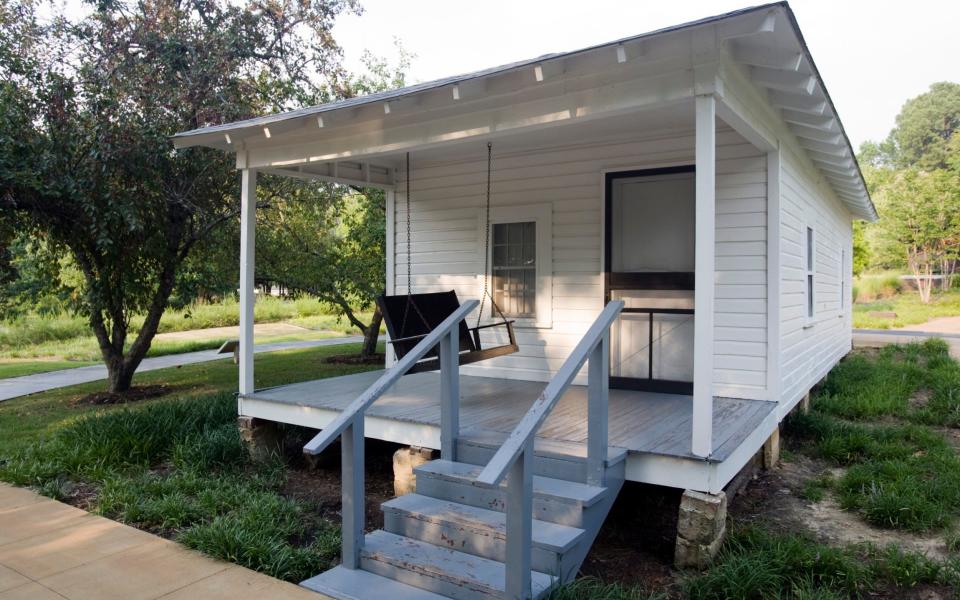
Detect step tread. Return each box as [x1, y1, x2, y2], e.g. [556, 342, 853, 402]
[382, 493, 585, 553]
[415, 460, 607, 507]
[362, 530, 554, 597]
[300, 565, 450, 600]
[459, 429, 629, 466]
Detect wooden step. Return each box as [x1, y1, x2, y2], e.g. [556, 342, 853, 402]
[414, 460, 608, 527]
[382, 493, 584, 574]
[360, 530, 556, 600]
[456, 429, 628, 484]
[300, 565, 450, 600]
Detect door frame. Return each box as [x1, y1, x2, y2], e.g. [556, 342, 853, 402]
[604, 165, 696, 395]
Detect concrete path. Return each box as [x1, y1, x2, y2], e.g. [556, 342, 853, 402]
[0, 483, 325, 600]
[853, 328, 960, 359]
[0, 336, 364, 403]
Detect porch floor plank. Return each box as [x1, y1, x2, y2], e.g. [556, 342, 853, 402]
[247, 371, 775, 463]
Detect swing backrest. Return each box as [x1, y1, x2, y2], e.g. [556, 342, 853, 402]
[377, 290, 478, 360]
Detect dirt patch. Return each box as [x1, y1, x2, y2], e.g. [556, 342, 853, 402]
[283, 438, 398, 531]
[72, 384, 174, 406]
[730, 453, 952, 560]
[911, 388, 934, 410]
[577, 482, 680, 590]
[322, 353, 386, 366]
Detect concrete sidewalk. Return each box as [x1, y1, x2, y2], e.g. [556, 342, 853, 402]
[0, 483, 324, 600]
[853, 329, 960, 359]
[0, 336, 364, 402]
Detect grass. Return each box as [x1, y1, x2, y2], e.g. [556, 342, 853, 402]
[0, 342, 379, 457]
[0, 342, 382, 583]
[785, 339, 960, 532]
[0, 296, 373, 360]
[853, 288, 960, 330]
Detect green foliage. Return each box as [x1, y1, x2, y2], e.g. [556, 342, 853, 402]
[0, 0, 359, 391]
[853, 288, 960, 329]
[888, 82, 960, 171]
[786, 342, 960, 531]
[851, 221, 870, 278]
[546, 577, 665, 600]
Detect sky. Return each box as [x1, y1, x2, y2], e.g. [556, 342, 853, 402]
[332, 0, 960, 150]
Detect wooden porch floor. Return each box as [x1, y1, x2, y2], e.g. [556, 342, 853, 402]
[243, 371, 775, 463]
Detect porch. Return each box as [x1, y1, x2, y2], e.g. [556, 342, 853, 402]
[240, 369, 777, 493]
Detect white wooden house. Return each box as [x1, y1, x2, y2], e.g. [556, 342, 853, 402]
[174, 3, 876, 598]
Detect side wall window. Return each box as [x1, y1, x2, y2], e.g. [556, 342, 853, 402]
[805, 225, 815, 320]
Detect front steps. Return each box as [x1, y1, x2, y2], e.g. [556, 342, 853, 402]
[301, 438, 625, 599]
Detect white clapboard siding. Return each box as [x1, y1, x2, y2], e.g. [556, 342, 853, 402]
[391, 125, 769, 397]
[777, 143, 853, 414]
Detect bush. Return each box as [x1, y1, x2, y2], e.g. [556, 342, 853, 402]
[854, 273, 904, 303]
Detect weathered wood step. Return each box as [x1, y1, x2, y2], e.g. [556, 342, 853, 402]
[382, 493, 584, 573]
[458, 429, 628, 467]
[300, 565, 450, 600]
[414, 459, 608, 527]
[360, 530, 556, 600]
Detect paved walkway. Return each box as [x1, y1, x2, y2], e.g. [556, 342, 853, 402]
[853, 328, 960, 359]
[0, 336, 364, 402]
[0, 483, 324, 600]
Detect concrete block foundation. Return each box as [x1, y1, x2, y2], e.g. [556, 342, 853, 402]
[393, 446, 438, 496]
[675, 489, 727, 569]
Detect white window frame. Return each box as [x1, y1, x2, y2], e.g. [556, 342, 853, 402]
[804, 223, 816, 325]
[478, 203, 553, 329]
[840, 248, 846, 313]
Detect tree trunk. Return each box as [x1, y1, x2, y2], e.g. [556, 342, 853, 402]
[361, 306, 382, 359]
[107, 360, 137, 393]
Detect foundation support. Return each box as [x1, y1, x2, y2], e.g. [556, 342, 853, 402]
[800, 391, 812, 414]
[763, 425, 781, 469]
[238, 416, 282, 462]
[675, 489, 727, 569]
[393, 446, 438, 496]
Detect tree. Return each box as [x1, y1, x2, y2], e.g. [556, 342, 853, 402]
[256, 182, 386, 358]
[887, 82, 960, 171]
[873, 169, 960, 302]
[852, 220, 870, 278]
[0, 0, 358, 392]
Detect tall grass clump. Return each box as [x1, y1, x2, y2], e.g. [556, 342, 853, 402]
[547, 577, 666, 600]
[853, 272, 903, 304]
[0, 393, 236, 484]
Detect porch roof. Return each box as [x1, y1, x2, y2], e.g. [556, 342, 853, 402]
[173, 2, 876, 221]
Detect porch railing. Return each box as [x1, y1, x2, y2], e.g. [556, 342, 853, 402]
[476, 299, 625, 599]
[302, 299, 478, 569]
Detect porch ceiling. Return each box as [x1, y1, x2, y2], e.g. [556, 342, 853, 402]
[172, 1, 876, 221]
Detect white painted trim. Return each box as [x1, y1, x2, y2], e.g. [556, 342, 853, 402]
[692, 94, 715, 458]
[766, 148, 782, 403]
[239, 168, 257, 396]
[385, 188, 397, 367]
[477, 203, 554, 329]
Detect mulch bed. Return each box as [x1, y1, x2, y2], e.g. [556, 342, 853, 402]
[72, 384, 174, 406]
[322, 353, 385, 366]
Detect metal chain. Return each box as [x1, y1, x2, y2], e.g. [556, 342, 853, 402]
[406, 151, 412, 294]
[477, 142, 493, 326]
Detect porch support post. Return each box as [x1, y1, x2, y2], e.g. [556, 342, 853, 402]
[692, 95, 715, 458]
[385, 188, 397, 367]
[239, 168, 257, 396]
[439, 326, 460, 461]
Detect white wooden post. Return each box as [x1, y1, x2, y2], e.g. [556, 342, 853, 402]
[239, 168, 257, 396]
[385, 188, 396, 367]
[766, 148, 782, 406]
[504, 440, 533, 600]
[341, 417, 364, 569]
[586, 330, 609, 486]
[692, 95, 715, 458]
[439, 326, 460, 461]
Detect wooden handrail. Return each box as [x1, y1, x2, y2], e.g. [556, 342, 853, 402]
[476, 300, 624, 486]
[303, 299, 479, 456]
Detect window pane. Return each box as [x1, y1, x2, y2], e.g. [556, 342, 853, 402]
[806, 227, 814, 272]
[489, 221, 537, 318]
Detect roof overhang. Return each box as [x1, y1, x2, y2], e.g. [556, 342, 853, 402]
[174, 2, 876, 221]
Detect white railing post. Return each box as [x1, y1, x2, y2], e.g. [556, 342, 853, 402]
[341, 417, 364, 569]
[440, 325, 460, 461]
[238, 168, 257, 396]
[504, 439, 533, 600]
[586, 330, 609, 487]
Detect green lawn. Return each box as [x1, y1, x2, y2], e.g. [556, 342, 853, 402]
[853, 289, 960, 329]
[0, 296, 373, 360]
[0, 342, 377, 457]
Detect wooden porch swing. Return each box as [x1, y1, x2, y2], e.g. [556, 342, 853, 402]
[377, 144, 519, 375]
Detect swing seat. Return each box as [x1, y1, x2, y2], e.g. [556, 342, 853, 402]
[377, 290, 519, 375]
